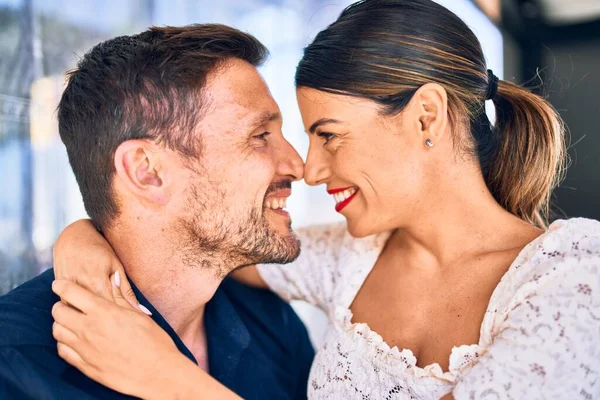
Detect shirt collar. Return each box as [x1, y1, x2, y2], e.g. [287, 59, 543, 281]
[129, 278, 251, 390]
[204, 279, 251, 390]
[129, 280, 197, 364]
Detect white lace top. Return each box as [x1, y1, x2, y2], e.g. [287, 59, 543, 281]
[257, 218, 600, 399]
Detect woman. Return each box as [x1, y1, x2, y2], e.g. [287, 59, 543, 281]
[51, 0, 600, 399]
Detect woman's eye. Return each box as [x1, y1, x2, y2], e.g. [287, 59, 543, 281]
[317, 131, 335, 143]
[254, 132, 271, 141]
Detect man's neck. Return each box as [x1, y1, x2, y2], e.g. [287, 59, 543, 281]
[104, 226, 226, 359]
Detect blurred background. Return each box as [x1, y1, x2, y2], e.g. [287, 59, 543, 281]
[0, 0, 598, 345]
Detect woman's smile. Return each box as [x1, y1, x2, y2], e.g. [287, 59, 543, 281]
[327, 186, 359, 212]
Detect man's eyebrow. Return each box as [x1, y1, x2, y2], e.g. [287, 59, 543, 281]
[250, 111, 282, 129]
[308, 118, 343, 134]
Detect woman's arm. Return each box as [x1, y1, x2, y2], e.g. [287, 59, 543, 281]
[51, 277, 241, 400]
[53, 219, 139, 306]
[157, 359, 242, 400]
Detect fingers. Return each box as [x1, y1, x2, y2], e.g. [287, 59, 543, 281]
[89, 276, 115, 303]
[52, 321, 79, 347]
[110, 272, 134, 310]
[56, 342, 104, 391]
[52, 300, 86, 330]
[111, 272, 152, 316]
[52, 280, 102, 315]
[117, 273, 144, 311]
[52, 302, 96, 364]
[57, 342, 86, 370]
[54, 268, 114, 304]
[53, 217, 125, 303]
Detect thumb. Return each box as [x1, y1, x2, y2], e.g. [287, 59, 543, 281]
[115, 271, 142, 311]
[111, 272, 152, 316]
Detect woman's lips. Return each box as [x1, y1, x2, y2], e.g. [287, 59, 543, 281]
[334, 188, 358, 212]
[327, 186, 353, 195]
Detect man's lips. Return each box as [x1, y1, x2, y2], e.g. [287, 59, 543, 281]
[265, 188, 291, 199]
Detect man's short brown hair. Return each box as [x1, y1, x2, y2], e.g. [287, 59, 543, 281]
[58, 24, 268, 230]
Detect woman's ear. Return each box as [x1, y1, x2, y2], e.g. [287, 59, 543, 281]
[409, 83, 449, 147]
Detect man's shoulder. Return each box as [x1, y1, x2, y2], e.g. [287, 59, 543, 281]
[0, 269, 58, 348]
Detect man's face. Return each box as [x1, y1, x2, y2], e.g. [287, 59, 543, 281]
[173, 59, 304, 276]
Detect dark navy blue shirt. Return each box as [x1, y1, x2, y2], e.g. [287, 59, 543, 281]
[0, 269, 314, 399]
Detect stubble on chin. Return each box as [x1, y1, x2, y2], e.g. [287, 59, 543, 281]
[174, 205, 301, 279]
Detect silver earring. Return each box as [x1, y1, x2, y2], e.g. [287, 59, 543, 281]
[425, 139, 433, 147]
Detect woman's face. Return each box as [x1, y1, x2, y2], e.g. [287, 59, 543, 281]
[297, 87, 436, 237]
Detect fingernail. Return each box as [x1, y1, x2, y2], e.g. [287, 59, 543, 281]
[139, 304, 152, 316]
[52, 280, 62, 294]
[114, 271, 121, 288]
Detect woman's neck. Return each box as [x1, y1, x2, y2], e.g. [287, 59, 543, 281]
[388, 165, 543, 270]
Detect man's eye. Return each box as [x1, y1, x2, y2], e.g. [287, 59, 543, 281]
[254, 132, 271, 141]
[316, 131, 335, 143]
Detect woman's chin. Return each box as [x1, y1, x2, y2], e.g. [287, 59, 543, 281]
[345, 215, 395, 238]
[345, 218, 374, 238]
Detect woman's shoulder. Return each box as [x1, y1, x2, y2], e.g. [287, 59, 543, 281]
[461, 219, 600, 398]
[532, 217, 600, 263]
[491, 218, 600, 319]
[546, 217, 600, 240]
[513, 217, 599, 268]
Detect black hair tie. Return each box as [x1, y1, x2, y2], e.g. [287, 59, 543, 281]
[486, 69, 499, 100]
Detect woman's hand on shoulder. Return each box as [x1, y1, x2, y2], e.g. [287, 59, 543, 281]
[51, 276, 240, 400]
[53, 219, 141, 310]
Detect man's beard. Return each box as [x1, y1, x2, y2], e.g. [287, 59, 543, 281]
[176, 181, 300, 278]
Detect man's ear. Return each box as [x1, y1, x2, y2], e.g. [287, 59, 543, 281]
[113, 140, 169, 205]
[406, 83, 449, 147]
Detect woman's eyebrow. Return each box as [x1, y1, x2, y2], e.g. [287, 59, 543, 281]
[308, 118, 344, 134]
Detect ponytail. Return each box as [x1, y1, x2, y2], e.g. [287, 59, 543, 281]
[485, 80, 566, 228]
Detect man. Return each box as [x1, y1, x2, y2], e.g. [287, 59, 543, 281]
[0, 24, 313, 399]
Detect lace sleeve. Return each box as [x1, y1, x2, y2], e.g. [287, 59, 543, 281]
[256, 222, 347, 311]
[453, 225, 600, 399]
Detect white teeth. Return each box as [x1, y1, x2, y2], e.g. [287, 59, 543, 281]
[265, 198, 287, 210]
[332, 188, 358, 204]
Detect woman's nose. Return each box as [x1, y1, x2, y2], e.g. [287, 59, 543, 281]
[304, 144, 331, 186]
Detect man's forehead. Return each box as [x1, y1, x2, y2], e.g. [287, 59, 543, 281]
[201, 60, 280, 127]
[248, 110, 282, 127]
[205, 60, 271, 102]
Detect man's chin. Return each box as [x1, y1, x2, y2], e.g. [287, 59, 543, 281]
[260, 233, 301, 265]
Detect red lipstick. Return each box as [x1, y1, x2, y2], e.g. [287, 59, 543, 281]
[334, 190, 359, 212]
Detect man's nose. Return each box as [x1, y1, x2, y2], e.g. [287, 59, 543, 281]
[275, 138, 304, 182]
